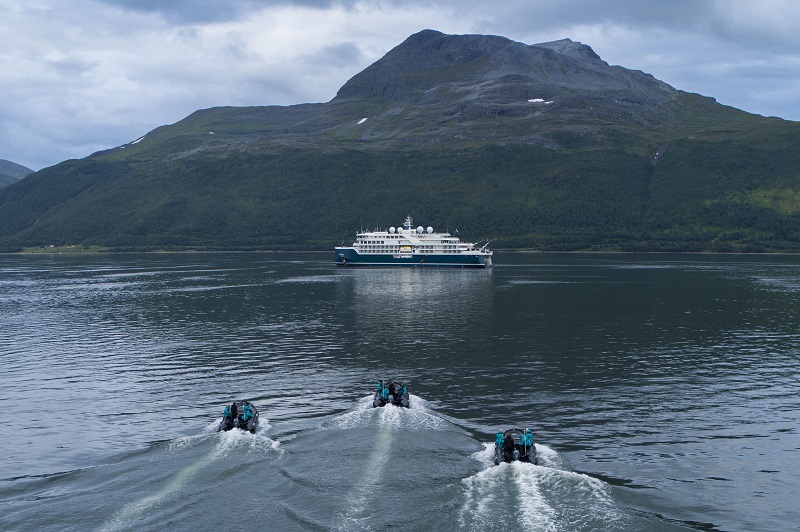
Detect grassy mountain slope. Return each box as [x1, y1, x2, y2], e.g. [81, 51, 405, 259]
[0, 159, 33, 190]
[1, 30, 798, 252]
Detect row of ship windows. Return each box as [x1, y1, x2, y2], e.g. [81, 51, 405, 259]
[358, 247, 461, 252]
[358, 237, 406, 243]
[358, 240, 459, 245]
[358, 235, 416, 242]
[358, 246, 461, 249]
[359, 243, 460, 247]
[357, 250, 462, 254]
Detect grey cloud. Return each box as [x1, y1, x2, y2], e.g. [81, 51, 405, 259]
[96, 0, 363, 23]
[305, 42, 365, 68]
[46, 57, 99, 77]
[97, 0, 246, 23]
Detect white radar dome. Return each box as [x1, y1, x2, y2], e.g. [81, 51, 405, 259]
[389, 227, 396, 233]
[417, 226, 424, 233]
[427, 226, 433, 233]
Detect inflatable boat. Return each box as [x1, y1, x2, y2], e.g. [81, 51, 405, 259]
[218, 400, 259, 433]
[372, 380, 410, 408]
[494, 428, 538, 465]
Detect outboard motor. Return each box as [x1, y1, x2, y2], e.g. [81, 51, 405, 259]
[513, 448, 520, 461]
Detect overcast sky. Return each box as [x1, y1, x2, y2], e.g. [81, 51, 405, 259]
[3, 0, 800, 171]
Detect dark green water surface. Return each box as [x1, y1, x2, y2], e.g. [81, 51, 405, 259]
[1, 252, 798, 531]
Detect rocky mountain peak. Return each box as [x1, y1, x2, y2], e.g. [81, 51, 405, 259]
[334, 29, 673, 103]
[533, 38, 605, 64]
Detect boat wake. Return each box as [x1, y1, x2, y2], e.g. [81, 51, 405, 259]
[460, 444, 627, 531]
[328, 394, 450, 530]
[99, 425, 280, 532]
[323, 394, 448, 431]
[332, 410, 395, 531]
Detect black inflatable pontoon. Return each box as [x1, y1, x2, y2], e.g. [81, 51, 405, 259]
[494, 428, 538, 465]
[372, 380, 410, 408]
[218, 400, 259, 433]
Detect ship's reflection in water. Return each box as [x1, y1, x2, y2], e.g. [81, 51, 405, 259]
[334, 266, 494, 371]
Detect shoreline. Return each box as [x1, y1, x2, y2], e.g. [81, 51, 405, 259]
[5, 247, 800, 257]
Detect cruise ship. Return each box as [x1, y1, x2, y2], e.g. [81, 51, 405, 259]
[335, 216, 493, 268]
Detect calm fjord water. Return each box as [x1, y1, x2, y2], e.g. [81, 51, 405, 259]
[1, 252, 798, 531]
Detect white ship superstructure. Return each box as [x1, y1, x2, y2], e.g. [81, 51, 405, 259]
[335, 216, 492, 267]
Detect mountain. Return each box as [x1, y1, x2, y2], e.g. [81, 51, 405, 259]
[0, 160, 33, 190]
[1, 29, 799, 253]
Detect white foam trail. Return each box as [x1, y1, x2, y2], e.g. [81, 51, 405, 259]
[324, 394, 448, 431]
[511, 462, 558, 530]
[471, 442, 497, 466]
[330, 394, 446, 530]
[535, 466, 621, 529]
[471, 442, 558, 468]
[460, 464, 558, 530]
[462, 443, 623, 531]
[535, 444, 560, 468]
[460, 466, 503, 530]
[99, 430, 280, 531]
[199, 415, 272, 435]
[333, 410, 394, 531]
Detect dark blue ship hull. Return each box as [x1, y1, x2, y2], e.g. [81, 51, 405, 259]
[335, 248, 490, 268]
